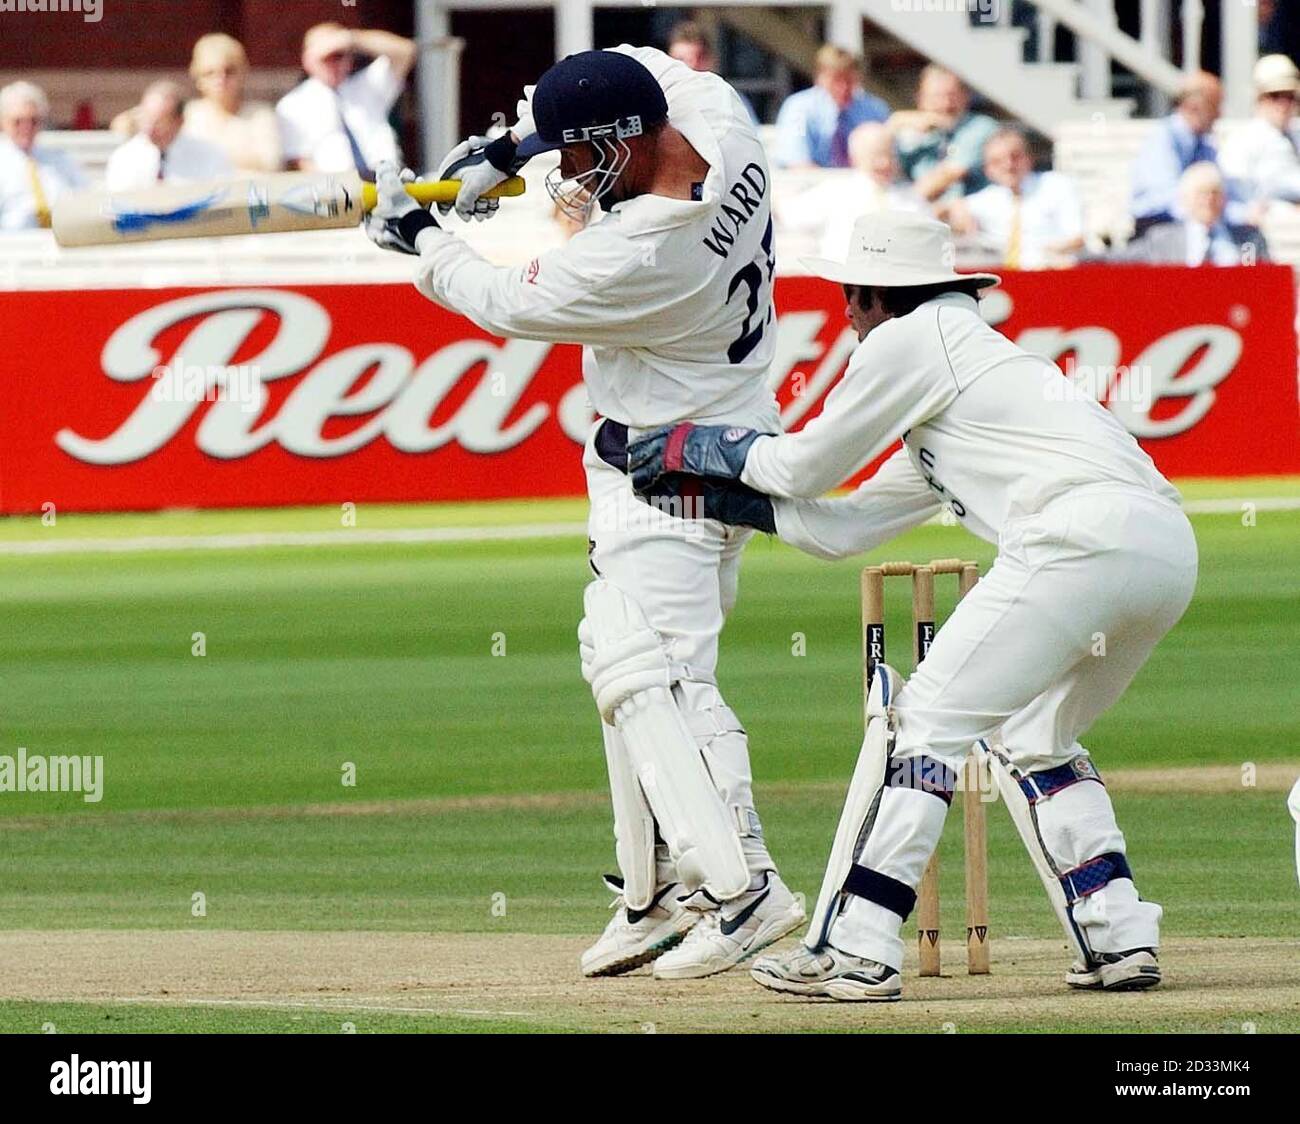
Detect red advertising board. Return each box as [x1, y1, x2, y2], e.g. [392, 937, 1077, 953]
[1, 264, 1296, 514]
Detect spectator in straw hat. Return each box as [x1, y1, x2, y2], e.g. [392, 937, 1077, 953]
[1219, 54, 1300, 209]
[184, 33, 282, 174]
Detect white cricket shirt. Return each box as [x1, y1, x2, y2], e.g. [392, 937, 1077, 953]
[751, 292, 1181, 558]
[412, 45, 781, 431]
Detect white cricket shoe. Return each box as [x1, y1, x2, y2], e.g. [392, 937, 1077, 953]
[1066, 948, 1161, 991]
[751, 943, 902, 1001]
[581, 880, 700, 978]
[651, 872, 805, 980]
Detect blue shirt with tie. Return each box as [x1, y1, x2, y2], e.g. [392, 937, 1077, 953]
[1130, 113, 1219, 223]
[773, 85, 890, 168]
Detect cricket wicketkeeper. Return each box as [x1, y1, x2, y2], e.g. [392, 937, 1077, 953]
[365, 46, 804, 978]
[629, 211, 1200, 1000]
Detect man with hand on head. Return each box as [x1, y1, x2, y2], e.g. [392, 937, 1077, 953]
[365, 46, 804, 981]
[277, 22, 416, 175]
[629, 211, 1197, 1001]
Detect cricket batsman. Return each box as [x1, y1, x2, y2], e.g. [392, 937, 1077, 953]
[628, 211, 1199, 1000]
[365, 46, 804, 978]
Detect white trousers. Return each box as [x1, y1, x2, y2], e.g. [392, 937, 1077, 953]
[833, 485, 1199, 967]
[1289, 778, 1300, 888]
[583, 428, 773, 877]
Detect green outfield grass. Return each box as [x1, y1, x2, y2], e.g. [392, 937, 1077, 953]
[1, 480, 1297, 1032]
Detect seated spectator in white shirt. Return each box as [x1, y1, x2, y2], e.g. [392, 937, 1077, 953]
[1219, 54, 1300, 210]
[184, 33, 282, 174]
[778, 123, 924, 258]
[947, 127, 1084, 268]
[0, 80, 86, 231]
[276, 22, 416, 176]
[1117, 162, 1268, 266]
[106, 81, 232, 191]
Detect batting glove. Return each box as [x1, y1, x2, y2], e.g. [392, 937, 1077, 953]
[628, 423, 768, 494]
[437, 135, 512, 223]
[364, 161, 437, 255]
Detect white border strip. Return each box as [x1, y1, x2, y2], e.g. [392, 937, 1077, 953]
[0, 521, 589, 556]
[0, 496, 1295, 557]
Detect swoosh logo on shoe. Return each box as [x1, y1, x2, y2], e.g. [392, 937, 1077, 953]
[626, 883, 676, 925]
[720, 888, 769, 937]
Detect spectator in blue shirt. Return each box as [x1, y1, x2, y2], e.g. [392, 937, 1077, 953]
[1130, 71, 1225, 234]
[773, 45, 890, 168]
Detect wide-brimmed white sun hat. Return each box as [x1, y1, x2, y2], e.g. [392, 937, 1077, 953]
[800, 211, 1000, 289]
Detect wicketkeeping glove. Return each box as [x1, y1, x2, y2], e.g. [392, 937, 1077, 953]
[364, 161, 438, 255]
[638, 475, 776, 534]
[628, 423, 768, 495]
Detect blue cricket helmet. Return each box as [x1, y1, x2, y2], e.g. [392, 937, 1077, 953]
[517, 50, 669, 160]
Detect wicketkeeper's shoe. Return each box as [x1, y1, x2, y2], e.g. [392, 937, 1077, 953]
[651, 871, 805, 980]
[1066, 948, 1161, 991]
[581, 879, 700, 978]
[750, 943, 902, 1002]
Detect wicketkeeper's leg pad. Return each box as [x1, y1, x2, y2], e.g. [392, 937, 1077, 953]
[986, 745, 1161, 962]
[804, 664, 957, 952]
[579, 580, 749, 902]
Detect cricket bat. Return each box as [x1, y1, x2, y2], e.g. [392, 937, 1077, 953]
[51, 170, 526, 247]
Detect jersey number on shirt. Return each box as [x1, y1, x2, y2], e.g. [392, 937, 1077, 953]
[724, 218, 775, 364]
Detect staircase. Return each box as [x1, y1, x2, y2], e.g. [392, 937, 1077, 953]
[861, 4, 1135, 133]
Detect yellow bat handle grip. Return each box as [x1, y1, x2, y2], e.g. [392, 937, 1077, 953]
[360, 175, 526, 211]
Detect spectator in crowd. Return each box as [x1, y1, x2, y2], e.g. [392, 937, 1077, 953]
[667, 20, 758, 123]
[0, 80, 85, 231]
[946, 126, 1084, 268]
[106, 82, 232, 190]
[773, 45, 889, 168]
[1119, 162, 1268, 265]
[889, 65, 997, 201]
[277, 22, 416, 176]
[184, 33, 282, 174]
[1219, 54, 1300, 210]
[778, 122, 924, 257]
[1129, 70, 1225, 234]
